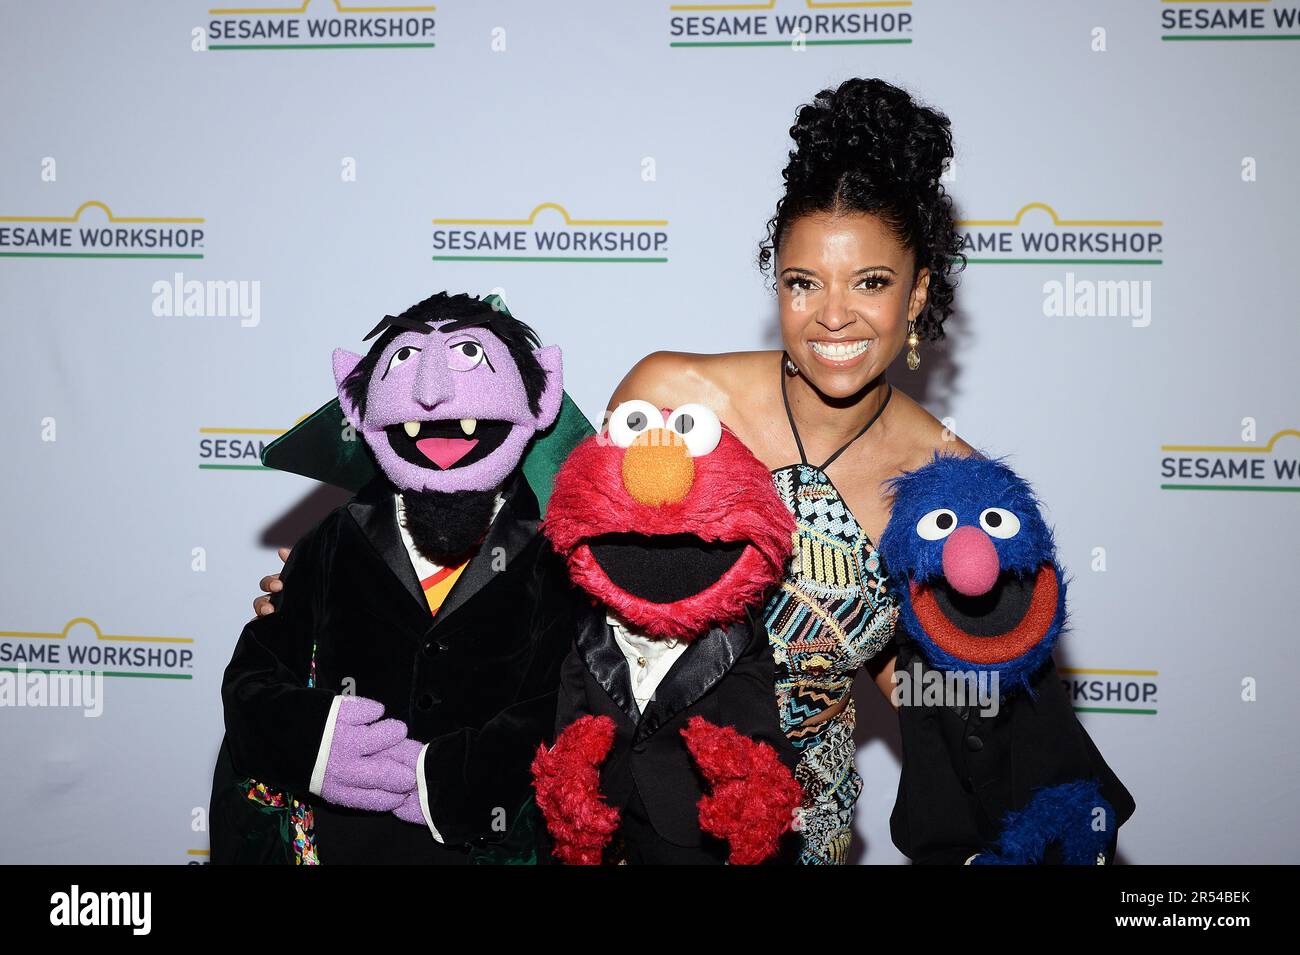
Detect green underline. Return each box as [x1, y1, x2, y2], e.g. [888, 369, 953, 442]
[671, 38, 911, 47]
[1161, 484, 1299, 492]
[1162, 35, 1300, 42]
[209, 43, 435, 50]
[1074, 707, 1158, 715]
[961, 258, 1163, 265]
[0, 252, 204, 259]
[200, 464, 270, 471]
[0, 667, 192, 680]
[431, 255, 668, 263]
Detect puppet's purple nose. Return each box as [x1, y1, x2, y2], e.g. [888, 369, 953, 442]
[412, 351, 454, 409]
[941, 525, 1000, 597]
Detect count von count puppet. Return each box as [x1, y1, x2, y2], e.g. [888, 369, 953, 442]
[882, 454, 1136, 865]
[211, 292, 591, 864]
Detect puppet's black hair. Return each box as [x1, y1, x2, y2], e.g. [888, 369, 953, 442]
[343, 292, 548, 421]
[757, 77, 965, 342]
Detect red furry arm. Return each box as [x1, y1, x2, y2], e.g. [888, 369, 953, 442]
[530, 715, 621, 865]
[682, 716, 803, 865]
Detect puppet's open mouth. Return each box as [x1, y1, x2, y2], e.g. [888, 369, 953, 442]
[385, 419, 512, 471]
[586, 532, 748, 604]
[909, 562, 1059, 664]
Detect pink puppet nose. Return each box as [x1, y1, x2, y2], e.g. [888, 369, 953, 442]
[941, 525, 1001, 597]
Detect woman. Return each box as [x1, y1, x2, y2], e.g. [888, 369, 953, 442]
[258, 77, 971, 864]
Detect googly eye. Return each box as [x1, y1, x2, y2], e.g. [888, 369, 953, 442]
[608, 400, 665, 448]
[384, 345, 421, 376]
[666, 403, 722, 457]
[916, 508, 958, 541]
[448, 339, 487, 371]
[979, 507, 1021, 539]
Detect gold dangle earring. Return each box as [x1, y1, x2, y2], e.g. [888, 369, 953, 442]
[906, 319, 921, 371]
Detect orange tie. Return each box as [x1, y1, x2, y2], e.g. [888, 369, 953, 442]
[420, 562, 468, 616]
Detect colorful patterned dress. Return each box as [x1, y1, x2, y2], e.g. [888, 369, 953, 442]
[762, 370, 899, 865]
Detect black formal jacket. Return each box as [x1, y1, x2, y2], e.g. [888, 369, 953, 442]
[554, 605, 800, 860]
[890, 635, 1137, 864]
[210, 468, 585, 864]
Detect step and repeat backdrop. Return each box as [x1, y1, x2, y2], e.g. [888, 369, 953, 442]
[1, 0, 1296, 864]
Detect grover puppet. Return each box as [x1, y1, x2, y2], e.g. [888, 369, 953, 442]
[881, 454, 1135, 865]
[532, 400, 804, 864]
[212, 292, 587, 864]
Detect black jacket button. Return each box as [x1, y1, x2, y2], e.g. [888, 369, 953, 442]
[416, 693, 436, 711]
[965, 734, 984, 752]
[961, 777, 975, 793]
[423, 639, 440, 656]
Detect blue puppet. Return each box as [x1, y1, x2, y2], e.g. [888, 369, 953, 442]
[880, 454, 1135, 865]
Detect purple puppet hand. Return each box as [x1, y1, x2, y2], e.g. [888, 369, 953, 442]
[384, 738, 429, 826]
[318, 697, 418, 812]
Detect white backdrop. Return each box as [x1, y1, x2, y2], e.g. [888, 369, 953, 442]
[1, 0, 1297, 864]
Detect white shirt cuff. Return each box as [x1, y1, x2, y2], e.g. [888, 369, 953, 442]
[415, 742, 444, 843]
[964, 853, 980, 865]
[308, 695, 344, 797]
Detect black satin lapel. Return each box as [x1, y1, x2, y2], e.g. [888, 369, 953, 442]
[346, 477, 427, 614]
[577, 613, 639, 725]
[430, 468, 539, 631]
[634, 616, 753, 742]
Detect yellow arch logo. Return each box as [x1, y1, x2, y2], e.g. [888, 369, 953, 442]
[210, 1, 435, 15]
[0, 200, 204, 226]
[434, 201, 668, 228]
[959, 202, 1162, 229]
[1161, 428, 1300, 454]
[1, 617, 193, 645]
[671, 1, 909, 10]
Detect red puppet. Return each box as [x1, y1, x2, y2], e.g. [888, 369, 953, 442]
[532, 400, 803, 865]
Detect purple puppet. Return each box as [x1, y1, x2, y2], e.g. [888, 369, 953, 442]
[211, 291, 589, 864]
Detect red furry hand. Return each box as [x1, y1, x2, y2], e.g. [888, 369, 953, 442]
[531, 715, 621, 865]
[682, 716, 803, 865]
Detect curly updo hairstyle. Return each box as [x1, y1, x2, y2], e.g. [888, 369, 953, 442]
[758, 77, 964, 342]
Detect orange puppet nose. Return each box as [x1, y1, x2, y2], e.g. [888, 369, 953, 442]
[621, 428, 695, 506]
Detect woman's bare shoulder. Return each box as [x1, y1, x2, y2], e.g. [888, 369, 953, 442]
[888, 386, 978, 472]
[607, 349, 778, 414]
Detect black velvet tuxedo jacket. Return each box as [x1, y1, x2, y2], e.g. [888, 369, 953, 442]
[554, 605, 800, 860]
[890, 636, 1137, 865]
[211, 469, 585, 864]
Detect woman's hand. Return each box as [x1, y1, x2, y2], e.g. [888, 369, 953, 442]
[253, 546, 291, 616]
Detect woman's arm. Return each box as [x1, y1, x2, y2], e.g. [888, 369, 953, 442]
[867, 651, 899, 709]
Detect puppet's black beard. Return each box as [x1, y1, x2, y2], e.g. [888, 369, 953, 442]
[400, 488, 498, 565]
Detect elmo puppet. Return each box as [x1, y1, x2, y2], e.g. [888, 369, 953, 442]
[532, 400, 804, 865]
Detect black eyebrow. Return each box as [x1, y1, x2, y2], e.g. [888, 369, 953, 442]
[363, 313, 435, 341]
[779, 265, 897, 276]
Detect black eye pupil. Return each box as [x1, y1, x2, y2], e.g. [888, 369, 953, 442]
[397, 347, 411, 360]
[463, 343, 479, 357]
[986, 511, 1002, 528]
[627, 411, 647, 431]
[936, 512, 953, 530]
[676, 414, 694, 434]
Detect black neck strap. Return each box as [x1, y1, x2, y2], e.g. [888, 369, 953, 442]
[781, 353, 893, 472]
